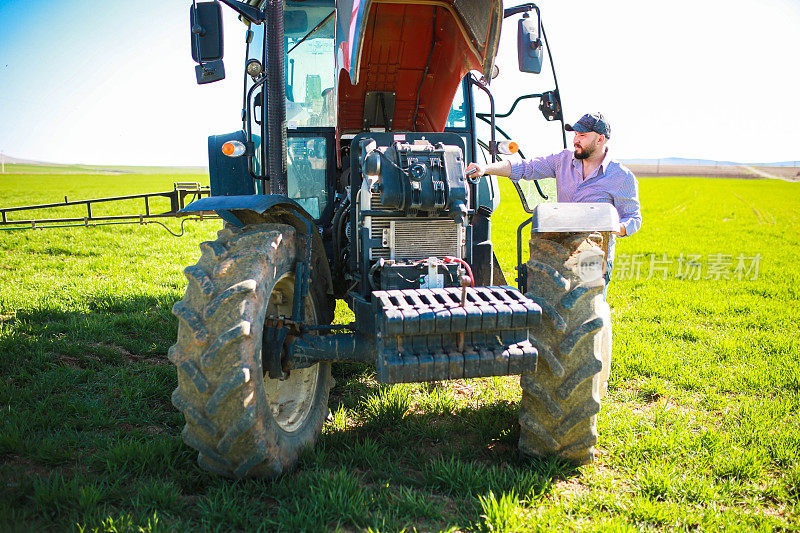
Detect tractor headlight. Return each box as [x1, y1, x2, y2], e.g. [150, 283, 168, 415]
[246, 59, 263, 80]
[222, 140, 246, 157]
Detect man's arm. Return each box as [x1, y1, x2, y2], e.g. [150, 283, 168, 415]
[509, 155, 559, 182]
[465, 160, 511, 177]
[466, 152, 562, 181]
[613, 171, 642, 237]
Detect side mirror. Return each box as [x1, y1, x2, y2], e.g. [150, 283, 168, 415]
[190, 2, 225, 84]
[517, 13, 543, 74]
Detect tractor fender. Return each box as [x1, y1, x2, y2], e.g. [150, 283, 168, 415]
[179, 195, 334, 307]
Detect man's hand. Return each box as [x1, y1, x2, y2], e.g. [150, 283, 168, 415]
[614, 223, 627, 236]
[465, 162, 487, 178]
[464, 160, 512, 178]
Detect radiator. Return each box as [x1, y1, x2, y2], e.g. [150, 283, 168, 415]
[366, 218, 463, 261]
[364, 179, 464, 261]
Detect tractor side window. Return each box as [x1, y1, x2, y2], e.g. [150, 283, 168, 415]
[285, 5, 336, 128]
[287, 136, 328, 218]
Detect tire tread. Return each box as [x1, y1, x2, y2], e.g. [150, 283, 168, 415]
[519, 234, 609, 464]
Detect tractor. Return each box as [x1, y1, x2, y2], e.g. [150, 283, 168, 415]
[169, 0, 619, 478]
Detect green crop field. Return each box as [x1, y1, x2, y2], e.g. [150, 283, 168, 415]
[0, 170, 798, 531]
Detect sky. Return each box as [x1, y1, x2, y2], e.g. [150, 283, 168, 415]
[1, 0, 799, 166]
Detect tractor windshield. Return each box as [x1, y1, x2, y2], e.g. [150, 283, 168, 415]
[285, 2, 336, 128]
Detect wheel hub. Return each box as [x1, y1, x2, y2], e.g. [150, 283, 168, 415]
[263, 273, 320, 433]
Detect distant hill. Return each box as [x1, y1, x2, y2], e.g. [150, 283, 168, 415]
[0, 153, 206, 173]
[620, 157, 798, 167]
[1, 154, 64, 166]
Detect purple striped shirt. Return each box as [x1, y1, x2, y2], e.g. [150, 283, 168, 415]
[509, 149, 642, 259]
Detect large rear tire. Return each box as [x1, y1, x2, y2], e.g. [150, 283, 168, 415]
[519, 232, 611, 464]
[169, 223, 331, 478]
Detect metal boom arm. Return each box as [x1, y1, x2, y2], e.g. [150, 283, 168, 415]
[0, 182, 212, 230]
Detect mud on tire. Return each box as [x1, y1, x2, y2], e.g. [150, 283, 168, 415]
[519, 232, 611, 464]
[169, 223, 332, 478]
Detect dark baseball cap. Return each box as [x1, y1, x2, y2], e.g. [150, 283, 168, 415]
[565, 112, 611, 139]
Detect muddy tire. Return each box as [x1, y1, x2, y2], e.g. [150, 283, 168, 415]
[169, 223, 331, 478]
[519, 232, 611, 465]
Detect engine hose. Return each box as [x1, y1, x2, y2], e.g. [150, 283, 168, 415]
[336, 197, 350, 250]
[444, 256, 475, 287]
[332, 197, 345, 254]
[368, 260, 382, 291]
[332, 195, 350, 271]
[331, 205, 343, 272]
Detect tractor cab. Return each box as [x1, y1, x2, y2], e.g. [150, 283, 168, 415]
[243, 0, 337, 221]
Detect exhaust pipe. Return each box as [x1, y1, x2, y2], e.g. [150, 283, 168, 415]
[265, 0, 287, 195]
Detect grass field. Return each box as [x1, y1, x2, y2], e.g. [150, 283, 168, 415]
[1, 168, 799, 531]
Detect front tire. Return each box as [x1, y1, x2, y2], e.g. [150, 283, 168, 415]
[519, 232, 611, 464]
[169, 223, 331, 478]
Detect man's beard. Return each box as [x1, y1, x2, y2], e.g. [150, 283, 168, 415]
[574, 144, 595, 160]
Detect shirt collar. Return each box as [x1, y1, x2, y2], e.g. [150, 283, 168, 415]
[597, 148, 612, 174]
[571, 148, 613, 174]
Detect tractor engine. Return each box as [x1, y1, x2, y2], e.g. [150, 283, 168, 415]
[355, 137, 472, 294]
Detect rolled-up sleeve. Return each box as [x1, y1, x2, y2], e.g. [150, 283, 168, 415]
[509, 151, 563, 182]
[614, 170, 642, 237]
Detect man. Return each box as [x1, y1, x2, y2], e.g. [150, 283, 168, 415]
[465, 112, 641, 291]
